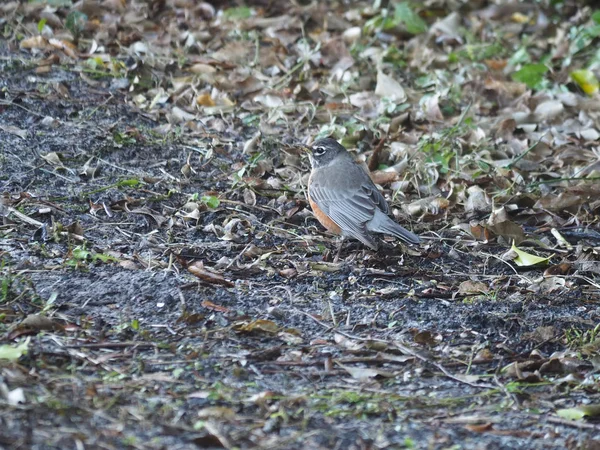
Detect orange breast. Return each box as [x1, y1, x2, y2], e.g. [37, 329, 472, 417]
[307, 176, 342, 234]
[309, 196, 342, 234]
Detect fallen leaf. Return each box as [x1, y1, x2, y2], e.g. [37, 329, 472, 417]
[337, 363, 395, 380]
[465, 423, 493, 432]
[188, 261, 234, 287]
[197, 406, 237, 420]
[556, 405, 600, 420]
[458, 280, 489, 295]
[510, 243, 551, 267]
[0, 338, 30, 361]
[571, 69, 599, 96]
[201, 300, 230, 313]
[0, 124, 27, 139]
[234, 319, 279, 334]
[375, 71, 407, 103]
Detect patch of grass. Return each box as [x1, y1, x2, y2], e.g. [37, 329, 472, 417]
[112, 130, 137, 145]
[364, 2, 427, 36]
[449, 42, 506, 63]
[565, 323, 600, 351]
[231, 152, 265, 188]
[0, 269, 12, 304]
[312, 389, 410, 419]
[418, 106, 476, 175]
[65, 245, 119, 269]
[0, 267, 38, 311]
[79, 178, 144, 197]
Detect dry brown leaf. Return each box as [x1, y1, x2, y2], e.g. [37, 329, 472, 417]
[197, 93, 216, 107]
[465, 423, 494, 433]
[8, 315, 59, 339]
[370, 170, 398, 185]
[458, 280, 489, 295]
[234, 319, 279, 334]
[20, 35, 48, 50]
[189, 261, 234, 287]
[201, 300, 230, 313]
[544, 263, 571, 277]
[536, 192, 585, 211]
[413, 330, 438, 346]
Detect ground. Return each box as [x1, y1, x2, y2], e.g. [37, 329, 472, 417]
[1, 1, 600, 449]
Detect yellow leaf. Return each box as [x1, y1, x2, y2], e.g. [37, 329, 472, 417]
[511, 242, 551, 267]
[571, 69, 599, 96]
[511, 12, 530, 24]
[235, 319, 279, 334]
[197, 93, 216, 107]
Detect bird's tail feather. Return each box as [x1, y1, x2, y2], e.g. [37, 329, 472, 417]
[368, 210, 420, 245]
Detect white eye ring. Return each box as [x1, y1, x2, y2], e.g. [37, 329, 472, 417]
[313, 146, 326, 156]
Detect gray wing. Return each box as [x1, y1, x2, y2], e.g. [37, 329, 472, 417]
[368, 179, 390, 215]
[310, 167, 386, 249]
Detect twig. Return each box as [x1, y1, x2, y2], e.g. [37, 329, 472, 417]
[505, 132, 548, 169]
[294, 309, 496, 389]
[393, 341, 496, 389]
[528, 176, 600, 188]
[64, 342, 157, 349]
[5, 206, 44, 227]
[368, 137, 386, 172]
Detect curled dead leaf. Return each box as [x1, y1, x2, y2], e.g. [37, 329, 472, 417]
[20, 35, 48, 50]
[188, 261, 234, 287]
[41, 152, 65, 167]
[544, 263, 571, 277]
[8, 315, 59, 339]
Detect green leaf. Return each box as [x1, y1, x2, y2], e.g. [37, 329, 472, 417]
[593, 10, 600, 24]
[116, 179, 142, 188]
[37, 18, 47, 34]
[511, 63, 548, 89]
[201, 195, 220, 209]
[65, 11, 87, 37]
[222, 6, 252, 20]
[93, 252, 119, 263]
[556, 405, 600, 420]
[394, 2, 427, 35]
[0, 338, 30, 361]
[72, 246, 91, 261]
[511, 242, 551, 267]
[508, 47, 530, 67]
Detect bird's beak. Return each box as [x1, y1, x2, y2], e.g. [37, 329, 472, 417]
[301, 145, 311, 154]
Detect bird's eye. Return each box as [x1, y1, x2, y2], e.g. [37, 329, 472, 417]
[313, 146, 326, 156]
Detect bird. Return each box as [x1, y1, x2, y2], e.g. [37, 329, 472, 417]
[306, 138, 420, 254]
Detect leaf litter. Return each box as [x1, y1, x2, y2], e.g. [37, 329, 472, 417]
[1, 0, 600, 448]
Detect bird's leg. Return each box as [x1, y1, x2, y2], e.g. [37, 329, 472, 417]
[333, 236, 346, 263]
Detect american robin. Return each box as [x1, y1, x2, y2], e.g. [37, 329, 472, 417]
[307, 138, 420, 251]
